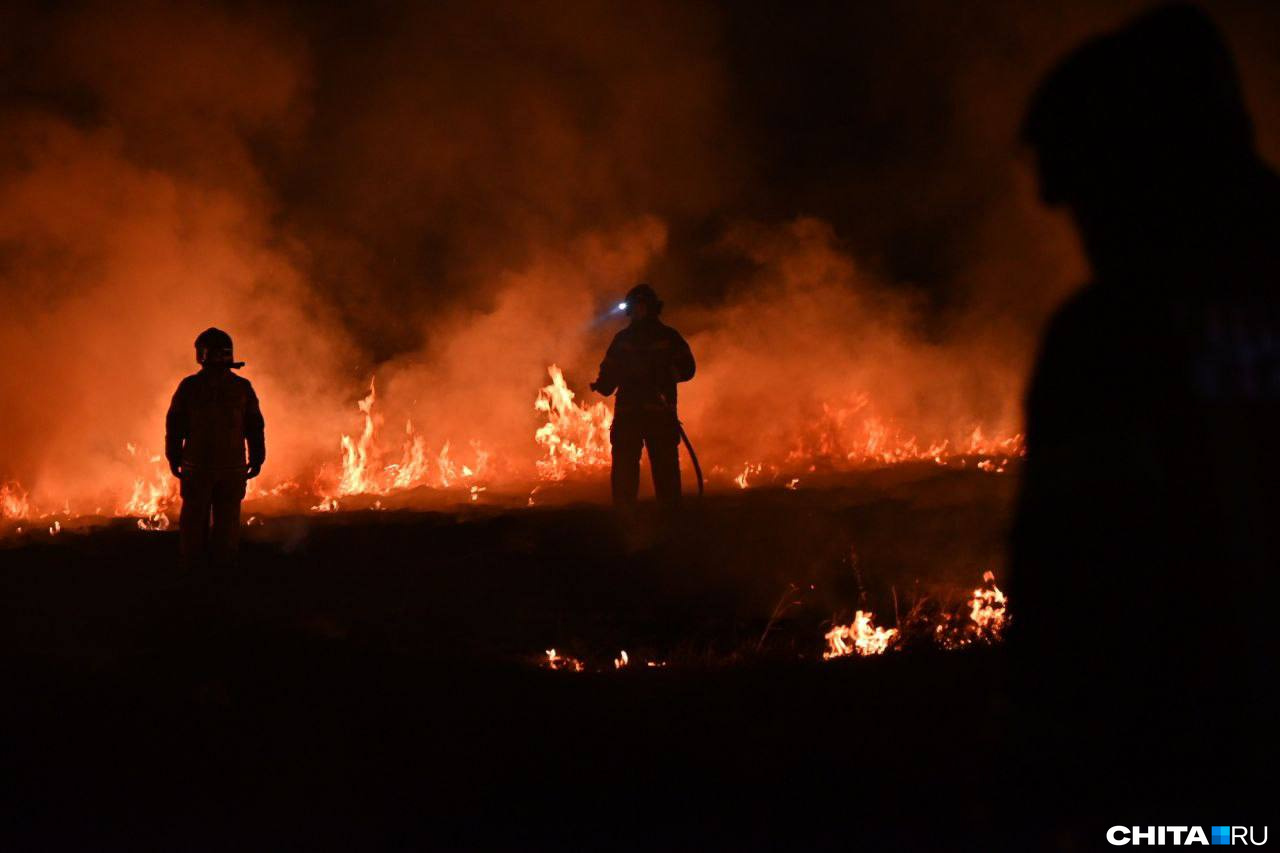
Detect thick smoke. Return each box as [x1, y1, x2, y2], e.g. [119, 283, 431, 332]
[682, 218, 1026, 472]
[2, 1, 1279, 509]
[0, 2, 356, 509]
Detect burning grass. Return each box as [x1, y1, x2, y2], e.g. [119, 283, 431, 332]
[823, 610, 899, 658]
[822, 569, 1008, 659]
[1, 444, 1018, 705]
[0, 364, 1022, 536]
[537, 568, 1009, 671]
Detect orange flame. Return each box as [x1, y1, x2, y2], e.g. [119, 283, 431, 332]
[782, 400, 1023, 470]
[336, 379, 379, 497]
[1, 367, 1023, 532]
[543, 648, 585, 672]
[119, 444, 179, 531]
[934, 570, 1010, 649]
[823, 610, 899, 658]
[1, 481, 31, 521]
[968, 570, 1008, 640]
[312, 376, 490, 505]
[733, 462, 765, 489]
[534, 365, 612, 481]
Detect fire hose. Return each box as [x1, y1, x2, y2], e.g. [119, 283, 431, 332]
[677, 417, 705, 498]
[660, 394, 704, 498]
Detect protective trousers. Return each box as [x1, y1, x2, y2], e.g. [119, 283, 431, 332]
[179, 471, 247, 568]
[610, 410, 682, 505]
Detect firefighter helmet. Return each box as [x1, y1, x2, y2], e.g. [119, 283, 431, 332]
[623, 283, 663, 316]
[194, 327, 244, 368]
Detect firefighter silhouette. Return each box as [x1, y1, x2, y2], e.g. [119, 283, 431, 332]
[591, 284, 696, 505]
[1010, 3, 1275, 828]
[165, 328, 265, 566]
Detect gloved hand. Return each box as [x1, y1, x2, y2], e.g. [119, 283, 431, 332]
[246, 464, 262, 480]
[169, 462, 183, 480]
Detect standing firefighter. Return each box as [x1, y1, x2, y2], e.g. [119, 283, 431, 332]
[591, 284, 695, 505]
[165, 328, 265, 567]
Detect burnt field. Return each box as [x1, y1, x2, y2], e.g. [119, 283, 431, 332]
[4, 466, 1033, 849]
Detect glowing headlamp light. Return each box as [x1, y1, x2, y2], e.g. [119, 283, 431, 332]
[617, 301, 628, 311]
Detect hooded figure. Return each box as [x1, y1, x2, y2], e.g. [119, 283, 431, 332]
[165, 328, 265, 567]
[591, 284, 695, 505]
[1010, 4, 1275, 831]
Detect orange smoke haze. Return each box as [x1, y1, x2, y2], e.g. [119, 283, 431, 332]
[0, 2, 352, 512]
[3, 1, 1280, 515]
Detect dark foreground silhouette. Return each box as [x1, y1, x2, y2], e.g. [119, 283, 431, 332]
[1011, 3, 1276, 829]
[166, 328, 265, 568]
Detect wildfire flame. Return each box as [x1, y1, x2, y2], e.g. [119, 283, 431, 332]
[721, 410, 1022, 492]
[336, 380, 379, 497]
[543, 648, 585, 672]
[312, 377, 490, 505]
[733, 462, 765, 489]
[536, 648, 665, 673]
[825, 570, 1010, 659]
[391, 421, 429, 490]
[968, 570, 1008, 641]
[0, 367, 1023, 532]
[782, 402, 1023, 471]
[933, 570, 1010, 649]
[436, 440, 491, 489]
[823, 610, 900, 658]
[534, 365, 612, 481]
[120, 444, 178, 531]
[1, 481, 31, 520]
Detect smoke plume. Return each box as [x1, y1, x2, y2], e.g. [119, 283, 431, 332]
[2, 0, 1279, 508]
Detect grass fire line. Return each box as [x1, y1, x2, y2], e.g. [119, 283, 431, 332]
[0, 366, 1022, 532]
[533, 570, 1009, 672]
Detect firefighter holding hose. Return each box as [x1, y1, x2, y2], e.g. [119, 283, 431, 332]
[165, 328, 265, 567]
[591, 283, 696, 505]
